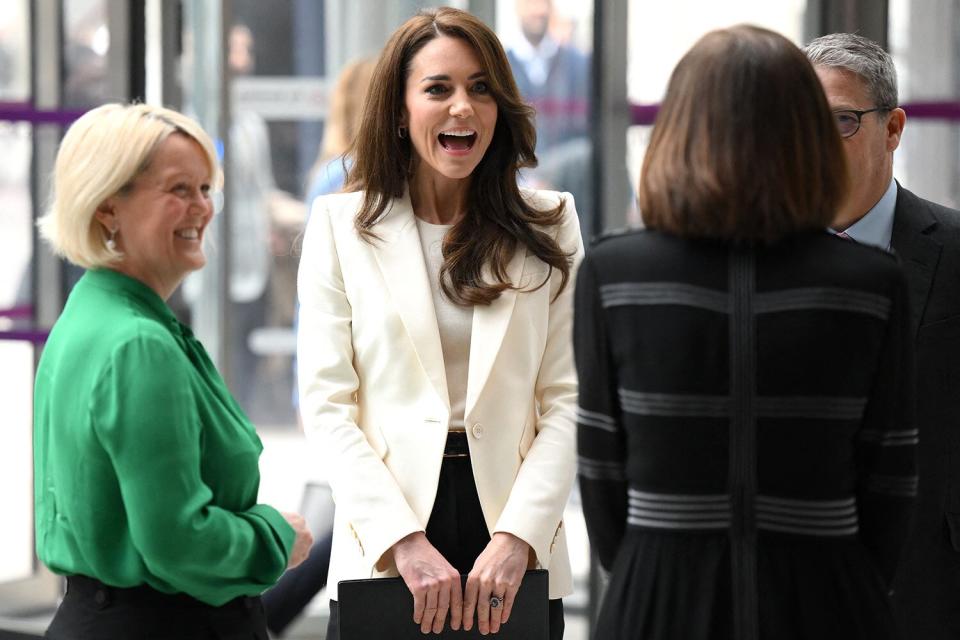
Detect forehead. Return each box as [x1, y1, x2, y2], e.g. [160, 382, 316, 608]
[142, 134, 212, 180]
[814, 65, 872, 108]
[409, 35, 483, 76]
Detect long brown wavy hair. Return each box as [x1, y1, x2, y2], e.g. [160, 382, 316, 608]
[345, 7, 572, 305]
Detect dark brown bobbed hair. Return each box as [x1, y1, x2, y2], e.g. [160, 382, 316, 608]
[639, 24, 848, 244]
[345, 7, 571, 305]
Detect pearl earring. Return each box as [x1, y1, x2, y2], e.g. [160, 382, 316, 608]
[106, 227, 118, 251]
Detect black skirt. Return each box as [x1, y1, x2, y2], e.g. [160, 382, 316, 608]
[45, 575, 269, 640]
[594, 528, 900, 640]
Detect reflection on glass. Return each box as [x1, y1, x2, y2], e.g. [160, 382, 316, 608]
[0, 122, 32, 324]
[180, 3, 314, 428]
[889, 0, 960, 208]
[0, 341, 34, 583]
[496, 0, 595, 242]
[62, 0, 109, 109]
[0, 1, 30, 101]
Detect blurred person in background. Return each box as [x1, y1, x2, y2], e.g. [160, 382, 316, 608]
[305, 57, 377, 204]
[506, 0, 594, 243]
[576, 25, 915, 640]
[297, 7, 581, 638]
[34, 103, 312, 639]
[505, 0, 589, 154]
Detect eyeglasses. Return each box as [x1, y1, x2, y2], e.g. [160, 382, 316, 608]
[832, 107, 892, 138]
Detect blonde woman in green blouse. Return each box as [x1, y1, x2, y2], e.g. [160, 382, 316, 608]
[34, 103, 313, 639]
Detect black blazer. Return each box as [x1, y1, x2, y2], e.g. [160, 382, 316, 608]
[889, 185, 960, 639]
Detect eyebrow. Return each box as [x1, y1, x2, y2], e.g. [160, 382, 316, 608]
[419, 71, 487, 83]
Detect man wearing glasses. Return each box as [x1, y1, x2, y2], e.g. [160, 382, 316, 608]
[806, 33, 960, 640]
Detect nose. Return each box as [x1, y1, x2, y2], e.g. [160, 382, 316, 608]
[188, 189, 216, 217]
[449, 90, 475, 119]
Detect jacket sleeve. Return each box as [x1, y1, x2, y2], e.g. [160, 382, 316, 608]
[296, 198, 423, 572]
[856, 266, 917, 585]
[493, 193, 583, 568]
[573, 252, 628, 571]
[92, 335, 295, 606]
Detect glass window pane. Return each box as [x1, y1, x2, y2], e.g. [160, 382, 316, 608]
[62, 0, 110, 109]
[0, 122, 33, 325]
[889, 0, 960, 209]
[0, 1, 31, 101]
[496, 0, 596, 242]
[0, 341, 35, 583]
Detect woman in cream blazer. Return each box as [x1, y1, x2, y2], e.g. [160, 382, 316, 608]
[297, 8, 581, 640]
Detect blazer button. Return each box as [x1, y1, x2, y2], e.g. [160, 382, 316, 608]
[471, 423, 484, 439]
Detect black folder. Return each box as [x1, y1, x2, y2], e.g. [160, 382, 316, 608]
[338, 569, 549, 639]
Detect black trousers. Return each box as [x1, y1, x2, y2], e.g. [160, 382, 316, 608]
[326, 453, 565, 639]
[45, 575, 268, 639]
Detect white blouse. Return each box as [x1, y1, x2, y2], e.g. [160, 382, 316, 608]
[415, 217, 474, 430]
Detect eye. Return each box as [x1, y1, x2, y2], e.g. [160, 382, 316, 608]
[171, 183, 190, 196]
[472, 80, 490, 95]
[200, 184, 212, 198]
[425, 84, 448, 97]
[834, 112, 858, 126]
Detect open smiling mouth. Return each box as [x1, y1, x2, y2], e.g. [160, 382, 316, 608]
[438, 131, 477, 151]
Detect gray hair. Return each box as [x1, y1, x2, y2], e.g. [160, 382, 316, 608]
[804, 33, 899, 109]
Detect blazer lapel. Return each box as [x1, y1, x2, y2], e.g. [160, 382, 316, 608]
[370, 193, 450, 408]
[465, 245, 527, 417]
[891, 184, 941, 338]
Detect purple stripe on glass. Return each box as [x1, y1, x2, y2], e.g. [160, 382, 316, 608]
[631, 104, 660, 126]
[0, 330, 48, 344]
[0, 306, 33, 319]
[631, 100, 960, 127]
[0, 102, 85, 126]
[901, 102, 960, 120]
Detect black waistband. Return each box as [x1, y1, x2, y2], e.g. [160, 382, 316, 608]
[65, 575, 260, 612]
[444, 430, 470, 458]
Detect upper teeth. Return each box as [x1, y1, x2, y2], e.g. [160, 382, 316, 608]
[177, 228, 199, 239]
[442, 130, 474, 137]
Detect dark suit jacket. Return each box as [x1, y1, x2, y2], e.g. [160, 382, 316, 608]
[890, 185, 960, 639]
[506, 44, 589, 152]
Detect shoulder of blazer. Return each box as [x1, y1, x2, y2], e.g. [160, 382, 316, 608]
[520, 187, 579, 244]
[309, 190, 366, 227]
[895, 184, 960, 242]
[520, 186, 567, 211]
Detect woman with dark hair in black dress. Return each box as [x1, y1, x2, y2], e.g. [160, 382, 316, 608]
[575, 24, 915, 640]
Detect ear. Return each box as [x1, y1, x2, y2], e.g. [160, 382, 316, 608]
[94, 199, 117, 232]
[885, 107, 906, 153]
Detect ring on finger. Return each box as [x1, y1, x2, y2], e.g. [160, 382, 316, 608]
[490, 595, 503, 609]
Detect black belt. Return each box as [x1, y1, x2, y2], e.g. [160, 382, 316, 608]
[443, 430, 470, 458]
[65, 575, 260, 612]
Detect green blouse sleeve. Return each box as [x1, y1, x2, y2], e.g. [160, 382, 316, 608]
[91, 331, 294, 605]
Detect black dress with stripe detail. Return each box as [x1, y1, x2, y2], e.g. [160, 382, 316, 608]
[575, 229, 915, 640]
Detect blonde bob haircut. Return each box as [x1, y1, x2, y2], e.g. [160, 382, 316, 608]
[39, 103, 222, 269]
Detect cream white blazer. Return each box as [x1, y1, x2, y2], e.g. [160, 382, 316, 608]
[297, 188, 582, 600]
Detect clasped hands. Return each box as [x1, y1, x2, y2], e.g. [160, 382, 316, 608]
[392, 531, 530, 635]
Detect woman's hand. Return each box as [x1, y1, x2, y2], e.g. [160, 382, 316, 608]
[281, 512, 314, 570]
[463, 532, 530, 634]
[391, 532, 463, 634]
